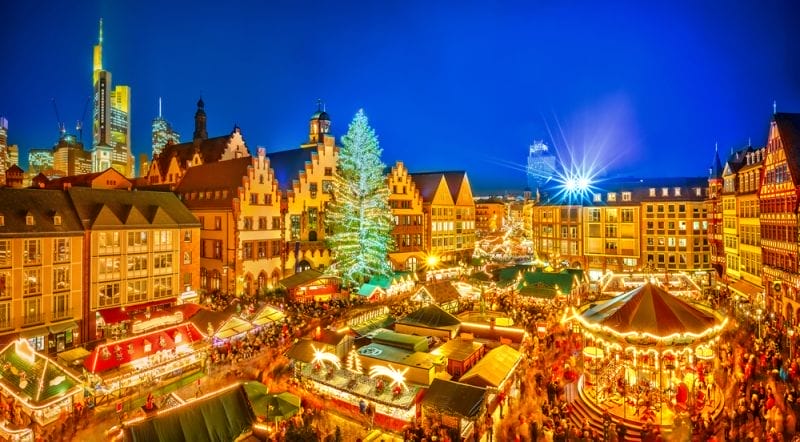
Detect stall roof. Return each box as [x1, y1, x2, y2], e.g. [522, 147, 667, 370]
[357, 284, 384, 298]
[250, 306, 286, 327]
[372, 330, 429, 352]
[350, 315, 396, 337]
[123, 383, 255, 442]
[397, 304, 461, 330]
[430, 338, 484, 362]
[357, 343, 438, 369]
[0, 340, 82, 407]
[285, 339, 318, 364]
[278, 269, 338, 289]
[422, 378, 486, 419]
[215, 316, 253, 340]
[84, 323, 206, 373]
[459, 344, 521, 389]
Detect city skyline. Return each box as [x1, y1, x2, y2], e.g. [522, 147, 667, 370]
[2, 0, 800, 192]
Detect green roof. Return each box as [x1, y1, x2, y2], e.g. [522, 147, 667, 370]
[516, 269, 577, 293]
[279, 269, 338, 289]
[422, 379, 486, 419]
[0, 341, 82, 407]
[357, 284, 383, 297]
[368, 271, 415, 289]
[372, 330, 429, 352]
[124, 384, 256, 441]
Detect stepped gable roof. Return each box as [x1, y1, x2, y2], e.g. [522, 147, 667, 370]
[773, 113, 800, 184]
[398, 304, 461, 329]
[154, 133, 231, 176]
[175, 156, 252, 209]
[0, 188, 84, 236]
[265, 147, 315, 190]
[67, 187, 199, 229]
[580, 282, 719, 336]
[422, 378, 486, 419]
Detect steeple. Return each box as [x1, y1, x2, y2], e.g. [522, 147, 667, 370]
[193, 97, 208, 141]
[93, 18, 104, 84]
[709, 142, 723, 180]
[308, 99, 331, 144]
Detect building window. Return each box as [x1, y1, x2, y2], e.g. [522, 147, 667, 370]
[607, 193, 617, 202]
[272, 217, 281, 230]
[622, 192, 631, 202]
[309, 183, 318, 198]
[250, 193, 259, 205]
[54, 238, 70, 263]
[621, 209, 634, 223]
[214, 240, 222, 259]
[98, 231, 121, 254]
[214, 217, 222, 230]
[258, 242, 267, 259]
[258, 217, 268, 230]
[0, 241, 9, 267]
[649, 188, 656, 197]
[53, 292, 69, 320]
[23, 297, 42, 325]
[54, 266, 70, 291]
[290, 215, 301, 240]
[127, 255, 148, 278]
[243, 242, 253, 261]
[154, 253, 173, 273]
[153, 276, 173, 298]
[593, 193, 601, 202]
[0, 302, 10, 329]
[153, 230, 172, 250]
[243, 217, 253, 230]
[588, 209, 600, 222]
[184, 231, 192, 242]
[264, 194, 272, 205]
[127, 231, 148, 251]
[53, 215, 62, 225]
[322, 180, 333, 194]
[26, 214, 34, 226]
[183, 251, 191, 265]
[324, 167, 333, 176]
[127, 279, 148, 303]
[98, 257, 121, 280]
[674, 187, 681, 196]
[23, 268, 42, 295]
[661, 188, 668, 196]
[23, 239, 42, 265]
[99, 282, 121, 307]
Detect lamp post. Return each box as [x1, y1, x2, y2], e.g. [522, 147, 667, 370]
[789, 329, 795, 360]
[756, 308, 763, 340]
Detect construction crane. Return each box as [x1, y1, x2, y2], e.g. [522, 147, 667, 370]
[51, 98, 65, 137]
[77, 95, 91, 143]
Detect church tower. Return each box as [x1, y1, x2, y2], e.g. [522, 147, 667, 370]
[308, 100, 331, 145]
[193, 97, 208, 141]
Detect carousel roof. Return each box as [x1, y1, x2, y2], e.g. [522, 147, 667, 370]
[579, 282, 719, 336]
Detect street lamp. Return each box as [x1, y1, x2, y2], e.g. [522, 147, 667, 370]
[789, 329, 795, 359]
[756, 308, 763, 339]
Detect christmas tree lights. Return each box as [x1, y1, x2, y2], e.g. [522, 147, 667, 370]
[326, 109, 394, 287]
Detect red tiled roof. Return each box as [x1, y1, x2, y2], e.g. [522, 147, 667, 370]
[84, 322, 205, 373]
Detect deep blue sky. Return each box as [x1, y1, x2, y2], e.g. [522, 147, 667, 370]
[2, 0, 799, 193]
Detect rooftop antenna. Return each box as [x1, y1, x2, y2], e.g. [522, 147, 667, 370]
[316, 98, 322, 111]
[158, 96, 162, 118]
[748, 137, 752, 147]
[774, 100, 777, 114]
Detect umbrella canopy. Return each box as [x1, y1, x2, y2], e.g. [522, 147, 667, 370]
[243, 382, 300, 420]
[579, 282, 719, 337]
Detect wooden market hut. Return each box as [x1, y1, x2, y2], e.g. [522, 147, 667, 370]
[278, 269, 341, 303]
[395, 304, 462, 340]
[421, 378, 486, 441]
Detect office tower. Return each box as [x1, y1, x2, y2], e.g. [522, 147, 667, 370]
[526, 140, 557, 192]
[28, 149, 55, 175]
[91, 19, 132, 176]
[151, 98, 180, 157]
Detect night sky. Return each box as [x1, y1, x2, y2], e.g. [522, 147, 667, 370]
[2, 0, 799, 193]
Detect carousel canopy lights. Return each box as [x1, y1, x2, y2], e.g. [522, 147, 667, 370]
[369, 364, 409, 391]
[311, 345, 341, 370]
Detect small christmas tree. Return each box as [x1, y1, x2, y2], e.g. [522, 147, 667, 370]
[346, 348, 362, 375]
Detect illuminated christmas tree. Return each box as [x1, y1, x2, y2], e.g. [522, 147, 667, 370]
[327, 109, 394, 287]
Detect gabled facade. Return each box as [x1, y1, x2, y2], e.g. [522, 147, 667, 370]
[387, 161, 426, 272]
[760, 113, 800, 322]
[66, 187, 200, 342]
[269, 109, 339, 274]
[721, 148, 750, 284]
[706, 147, 725, 282]
[729, 146, 765, 305]
[146, 99, 250, 186]
[409, 171, 476, 265]
[0, 189, 84, 354]
[176, 149, 283, 298]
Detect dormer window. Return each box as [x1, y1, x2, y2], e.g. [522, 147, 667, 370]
[593, 193, 602, 202]
[622, 192, 631, 202]
[0, 215, 4, 227]
[661, 188, 668, 197]
[649, 188, 656, 197]
[607, 193, 617, 202]
[674, 187, 681, 197]
[54, 215, 62, 226]
[26, 214, 34, 226]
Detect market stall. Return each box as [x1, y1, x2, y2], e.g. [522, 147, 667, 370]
[249, 305, 286, 328]
[212, 316, 254, 344]
[421, 378, 486, 442]
[83, 323, 208, 403]
[0, 339, 83, 442]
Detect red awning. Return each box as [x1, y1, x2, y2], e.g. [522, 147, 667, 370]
[84, 322, 206, 374]
[97, 298, 177, 324]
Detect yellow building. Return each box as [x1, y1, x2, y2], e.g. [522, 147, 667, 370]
[387, 161, 426, 272]
[176, 149, 283, 297]
[475, 199, 505, 235]
[722, 147, 765, 304]
[530, 203, 585, 269]
[409, 171, 476, 266]
[0, 189, 84, 354]
[66, 187, 200, 342]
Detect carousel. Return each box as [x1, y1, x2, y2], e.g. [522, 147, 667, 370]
[564, 282, 728, 433]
